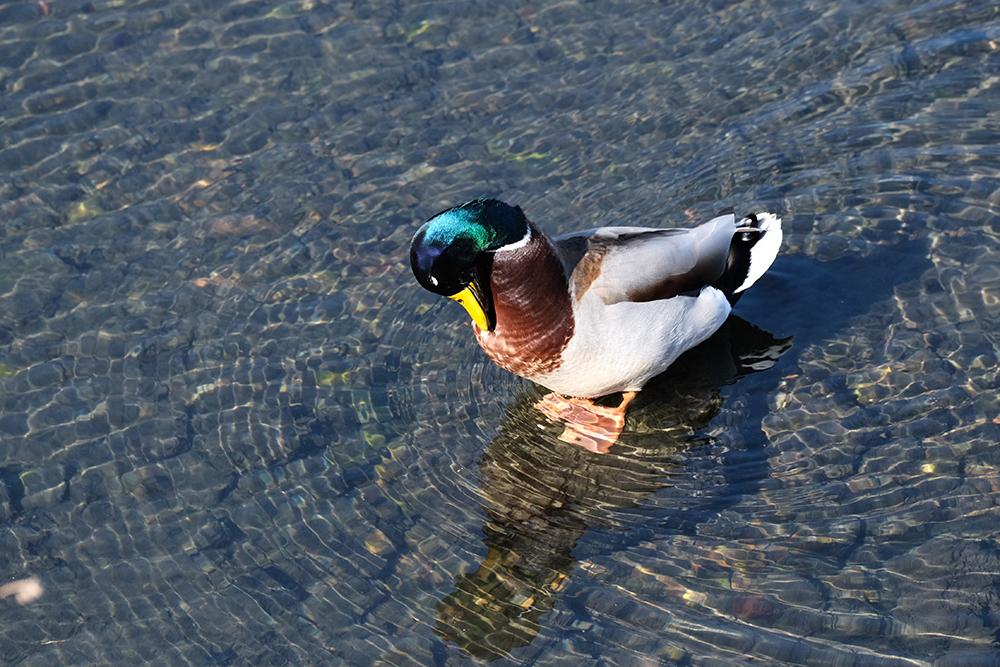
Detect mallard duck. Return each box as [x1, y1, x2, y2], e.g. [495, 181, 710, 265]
[410, 198, 782, 447]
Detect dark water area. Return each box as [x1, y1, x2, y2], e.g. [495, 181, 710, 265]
[1, 0, 999, 664]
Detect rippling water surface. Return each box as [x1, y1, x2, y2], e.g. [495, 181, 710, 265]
[1, 0, 999, 664]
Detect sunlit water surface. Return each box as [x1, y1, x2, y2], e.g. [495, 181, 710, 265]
[1, 0, 999, 664]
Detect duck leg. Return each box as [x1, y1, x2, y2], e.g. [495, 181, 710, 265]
[535, 391, 637, 453]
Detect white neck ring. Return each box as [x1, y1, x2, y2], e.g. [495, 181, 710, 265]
[494, 225, 532, 253]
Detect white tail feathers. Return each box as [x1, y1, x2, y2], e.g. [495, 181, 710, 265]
[734, 212, 782, 293]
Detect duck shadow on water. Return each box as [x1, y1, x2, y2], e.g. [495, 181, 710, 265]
[435, 315, 791, 661]
[433, 241, 930, 661]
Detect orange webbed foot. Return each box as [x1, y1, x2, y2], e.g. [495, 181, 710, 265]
[535, 391, 637, 453]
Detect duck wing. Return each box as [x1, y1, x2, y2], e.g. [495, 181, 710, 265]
[552, 212, 739, 304]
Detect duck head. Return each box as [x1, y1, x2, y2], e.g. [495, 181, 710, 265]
[410, 198, 529, 332]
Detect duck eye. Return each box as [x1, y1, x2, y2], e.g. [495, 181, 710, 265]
[429, 275, 439, 287]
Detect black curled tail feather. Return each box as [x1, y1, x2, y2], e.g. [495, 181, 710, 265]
[712, 212, 783, 305]
[713, 229, 760, 304]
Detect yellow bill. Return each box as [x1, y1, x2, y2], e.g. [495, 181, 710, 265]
[449, 283, 491, 331]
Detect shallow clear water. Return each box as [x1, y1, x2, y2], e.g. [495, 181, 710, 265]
[1, 0, 999, 664]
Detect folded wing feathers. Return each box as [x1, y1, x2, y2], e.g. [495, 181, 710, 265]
[564, 211, 781, 302]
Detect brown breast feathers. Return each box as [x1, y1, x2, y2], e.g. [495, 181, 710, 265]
[474, 225, 574, 378]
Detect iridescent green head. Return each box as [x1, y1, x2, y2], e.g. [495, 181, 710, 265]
[410, 198, 529, 331]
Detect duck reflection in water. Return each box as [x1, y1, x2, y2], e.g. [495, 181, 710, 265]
[436, 315, 791, 660]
